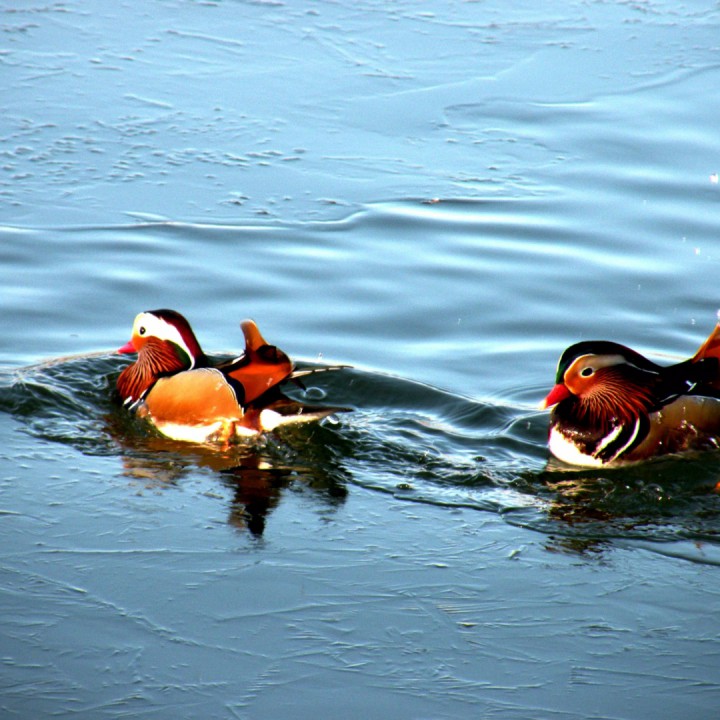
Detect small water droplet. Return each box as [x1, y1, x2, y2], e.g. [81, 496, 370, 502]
[304, 387, 326, 401]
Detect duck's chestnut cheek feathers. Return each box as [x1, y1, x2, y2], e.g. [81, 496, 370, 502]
[541, 382, 572, 409]
[564, 373, 590, 397]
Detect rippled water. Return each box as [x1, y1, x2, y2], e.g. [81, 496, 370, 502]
[3, 1, 720, 718]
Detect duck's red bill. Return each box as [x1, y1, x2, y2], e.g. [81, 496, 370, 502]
[541, 382, 571, 409]
[117, 340, 136, 354]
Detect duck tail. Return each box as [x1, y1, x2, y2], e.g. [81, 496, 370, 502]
[224, 320, 294, 405]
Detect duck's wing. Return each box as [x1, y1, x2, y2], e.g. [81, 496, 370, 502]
[219, 320, 294, 405]
[692, 321, 720, 362]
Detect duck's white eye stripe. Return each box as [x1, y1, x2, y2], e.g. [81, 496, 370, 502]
[133, 313, 194, 363]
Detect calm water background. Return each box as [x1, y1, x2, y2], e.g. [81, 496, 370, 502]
[2, 1, 720, 718]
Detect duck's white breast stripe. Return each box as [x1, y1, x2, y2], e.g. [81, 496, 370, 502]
[595, 424, 623, 454]
[594, 417, 642, 463]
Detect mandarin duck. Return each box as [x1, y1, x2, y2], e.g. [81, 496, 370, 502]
[116, 309, 344, 443]
[540, 320, 720, 467]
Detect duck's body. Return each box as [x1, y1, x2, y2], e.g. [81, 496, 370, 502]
[117, 309, 341, 443]
[542, 322, 720, 467]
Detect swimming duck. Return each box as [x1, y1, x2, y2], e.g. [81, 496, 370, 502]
[117, 309, 342, 443]
[541, 319, 720, 466]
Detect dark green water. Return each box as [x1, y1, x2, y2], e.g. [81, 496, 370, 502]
[2, 1, 720, 718]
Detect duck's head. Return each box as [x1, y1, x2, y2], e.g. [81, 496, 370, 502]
[541, 340, 659, 425]
[117, 309, 208, 406]
[118, 309, 206, 368]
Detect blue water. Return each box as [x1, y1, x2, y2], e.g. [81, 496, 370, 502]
[2, 1, 720, 718]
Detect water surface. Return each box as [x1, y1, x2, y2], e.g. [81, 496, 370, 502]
[2, 1, 720, 718]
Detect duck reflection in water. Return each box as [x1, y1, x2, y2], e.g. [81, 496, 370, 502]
[525, 456, 720, 556]
[219, 450, 349, 537]
[108, 421, 349, 537]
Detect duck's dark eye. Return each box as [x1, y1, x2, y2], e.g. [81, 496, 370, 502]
[580, 367, 594, 377]
[139, 326, 146, 336]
